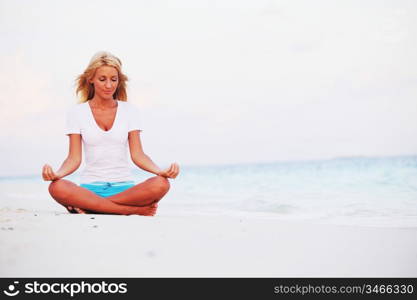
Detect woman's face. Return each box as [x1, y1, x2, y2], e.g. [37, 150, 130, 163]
[90, 66, 119, 100]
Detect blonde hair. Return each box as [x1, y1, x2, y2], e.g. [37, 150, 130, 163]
[75, 51, 128, 103]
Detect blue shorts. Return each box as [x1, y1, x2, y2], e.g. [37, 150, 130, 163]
[79, 181, 135, 197]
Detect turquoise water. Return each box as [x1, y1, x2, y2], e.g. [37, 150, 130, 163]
[163, 155, 417, 226]
[1, 155, 417, 227]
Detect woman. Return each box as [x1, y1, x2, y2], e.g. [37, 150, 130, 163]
[42, 51, 179, 216]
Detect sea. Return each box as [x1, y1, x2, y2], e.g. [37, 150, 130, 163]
[1, 155, 417, 228]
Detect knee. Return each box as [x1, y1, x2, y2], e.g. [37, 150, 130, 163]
[152, 176, 170, 195]
[48, 179, 70, 201]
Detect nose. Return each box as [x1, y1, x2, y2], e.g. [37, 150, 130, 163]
[105, 80, 112, 88]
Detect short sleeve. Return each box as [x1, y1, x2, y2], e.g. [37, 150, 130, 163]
[127, 102, 143, 132]
[64, 106, 81, 135]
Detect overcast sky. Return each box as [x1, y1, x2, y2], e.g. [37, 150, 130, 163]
[1, 0, 416, 176]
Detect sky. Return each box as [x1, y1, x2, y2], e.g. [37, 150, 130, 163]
[0, 0, 417, 176]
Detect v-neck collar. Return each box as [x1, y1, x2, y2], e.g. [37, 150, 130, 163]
[87, 100, 119, 133]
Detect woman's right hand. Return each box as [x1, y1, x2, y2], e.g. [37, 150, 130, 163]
[42, 164, 61, 181]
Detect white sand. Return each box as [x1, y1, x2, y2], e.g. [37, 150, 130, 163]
[1, 207, 416, 277]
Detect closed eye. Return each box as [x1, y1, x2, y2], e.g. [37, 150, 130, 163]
[99, 78, 118, 81]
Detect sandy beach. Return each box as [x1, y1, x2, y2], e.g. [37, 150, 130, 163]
[1, 207, 416, 277]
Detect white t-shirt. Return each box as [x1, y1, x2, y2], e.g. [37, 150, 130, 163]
[65, 100, 142, 184]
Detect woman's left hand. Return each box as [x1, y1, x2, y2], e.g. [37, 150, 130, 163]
[158, 162, 180, 179]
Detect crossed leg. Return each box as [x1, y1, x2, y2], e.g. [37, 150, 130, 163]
[48, 176, 170, 216]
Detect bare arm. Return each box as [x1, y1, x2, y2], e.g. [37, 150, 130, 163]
[42, 134, 82, 181]
[128, 131, 179, 178]
[128, 130, 162, 175]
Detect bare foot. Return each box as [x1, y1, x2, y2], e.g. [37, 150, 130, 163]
[74, 207, 88, 214]
[65, 205, 89, 214]
[135, 203, 158, 216]
[65, 206, 77, 214]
